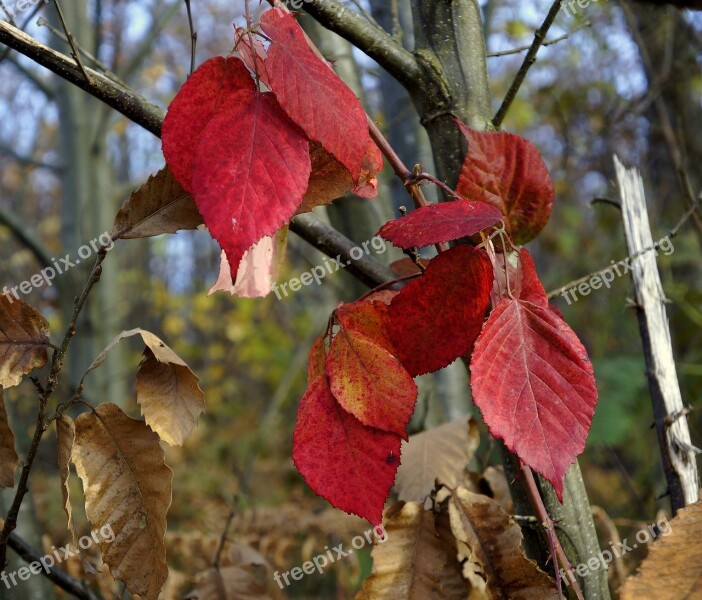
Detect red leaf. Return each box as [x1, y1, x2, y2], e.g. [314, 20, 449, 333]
[162, 57, 255, 193]
[388, 245, 493, 376]
[455, 121, 554, 244]
[191, 90, 311, 274]
[326, 328, 417, 439]
[469, 264, 597, 499]
[261, 9, 370, 180]
[335, 300, 394, 349]
[292, 377, 401, 525]
[378, 201, 502, 249]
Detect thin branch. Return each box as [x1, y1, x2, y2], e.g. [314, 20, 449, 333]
[487, 21, 590, 57]
[183, 0, 197, 75]
[0, 1, 15, 27]
[492, 0, 562, 128]
[292, 0, 422, 87]
[0, 204, 55, 269]
[211, 506, 236, 569]
[0, 248, 108, 569]
[547, 194, 701, 300]
[50, 0, 92, 84]
[36, 16, 127, 86]
[0, 141, 61, 171]
[0, 19, 164, 135]
[7, 532, 101, 600]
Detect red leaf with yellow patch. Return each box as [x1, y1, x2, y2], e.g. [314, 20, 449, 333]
[326, 326, 417, 439]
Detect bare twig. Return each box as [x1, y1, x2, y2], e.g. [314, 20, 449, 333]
[7, 532, 101, 600]
[36, 16, 127, 86]
[0, 1, 16, 27]
[492, 0, 562, 128]
[488, 21, 590, 57]
[183, 0, 196, 75]
[0, 248, 109, 568]
[50, 0, 92, 84]
[212, 506, 236, 569]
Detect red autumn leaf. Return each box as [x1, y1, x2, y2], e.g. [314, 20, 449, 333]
[388, 245, 493, 377]
[292, 377, 401, 525]
[261, 8, 370, 180]
[326, 328, 417, 439]
[191, 90, 311, 274]
[378, 201, 502, 250]
[162, 57, 255, 193]
[469, 252, 598, 499]
[455, 121, 554, 245]
[335, 299, 394, 350]
[307, 335, 326, 382]
[233, 25, 269, 86]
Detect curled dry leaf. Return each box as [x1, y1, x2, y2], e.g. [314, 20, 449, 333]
[111, 166, 203, 239]
[394, 417, 479, 503]
[87, 328, 205, 446]
[57, 415, 76, 537]
[0, 388, 18, 488]
[72, 403, 173, 600]
[189, 544, 280, 600]
[621, 499, 702, 600]
[355, 502, 448, 599]
[0, 294, 51, 388]
[447, 487, 558, 599]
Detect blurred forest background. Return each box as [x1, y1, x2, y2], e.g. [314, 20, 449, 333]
[0, 0, 701, 597]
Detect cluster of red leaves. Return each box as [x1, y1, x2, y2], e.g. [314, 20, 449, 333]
[294, 124, 597, 523]
[160, 5, 597, 524]
[161, 8, 381, 277]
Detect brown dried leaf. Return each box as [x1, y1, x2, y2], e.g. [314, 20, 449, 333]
[136, 345, 206, 446]
[57, 415, 76, 533]
[0, 388, 18, 487]
[112, 166, 203, 239]
[355, 502, 447, 599]
[395, 418, 479, 503]
[621, 500, 701, 600]
[72, 403, 173, 600]
[86, 329, 205, 445]
[447, 487, 558, 599]
[189, 544, 279, 600]
[0, 294, 50, 388]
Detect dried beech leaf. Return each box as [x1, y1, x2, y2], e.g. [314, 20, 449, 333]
[355, 502, 448, 599]
[0, 294, 50, 388]
[111, 166, 203, 239]
[57, 415, 76, 534]
[447, 487, 558, 599]
[136, 346, 206, 446]
[395, 418, 479, 503]
[72, 403, 173, 600]
[85, 328, 204, 445]
[0, 388, 18, 488]
[621, 500, 702, 600]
